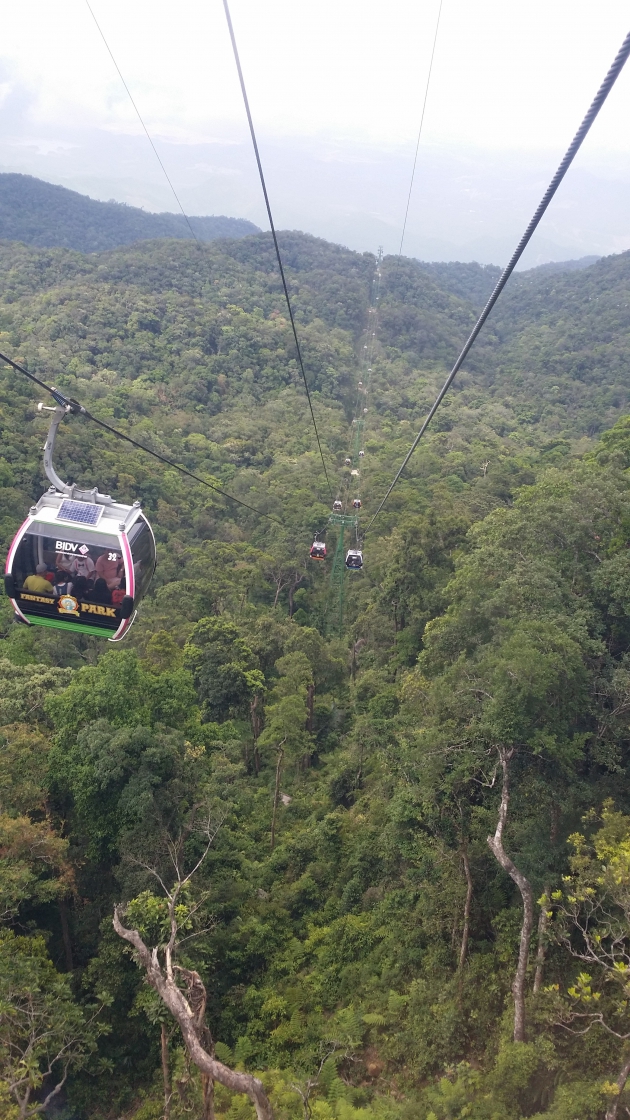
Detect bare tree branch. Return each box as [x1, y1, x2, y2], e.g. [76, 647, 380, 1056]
[114, 907, 273, 1120]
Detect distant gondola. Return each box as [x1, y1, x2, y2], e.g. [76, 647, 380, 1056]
[310, 540, 327, 560]
[345, 549, 363, 570]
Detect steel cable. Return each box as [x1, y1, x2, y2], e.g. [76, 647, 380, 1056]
[0, 350, 283, 525]
[222, 0, 334, 501]
[366, 27, 630, 535]
[85, 0, 200, 244]
[398, 0, 444, 257]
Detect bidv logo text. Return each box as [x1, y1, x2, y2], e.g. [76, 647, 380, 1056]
[56, 541, 78, 552]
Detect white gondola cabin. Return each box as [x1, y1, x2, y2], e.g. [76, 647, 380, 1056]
[4, 400, 156, 641]
[345, 549, 363, 571]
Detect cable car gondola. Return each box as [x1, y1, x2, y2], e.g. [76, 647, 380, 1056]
[359, 450, 365, 458]
[310, 540, 327, 561]
[332, 499, 343, 512]
[345, 549, 363, 571]
[353, 499, 362, 509]
[344, 457, 352, 466]
[5, 401, 156, 641]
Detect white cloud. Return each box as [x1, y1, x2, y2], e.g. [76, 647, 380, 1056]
[1, 1, 630, 263]
[2, 0, 630, 149]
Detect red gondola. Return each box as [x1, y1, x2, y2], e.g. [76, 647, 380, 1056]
[310, 540, 327, 561]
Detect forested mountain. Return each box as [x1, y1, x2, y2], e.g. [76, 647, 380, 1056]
[3, 232, 630, 1120]
[0, 173, 259, 252]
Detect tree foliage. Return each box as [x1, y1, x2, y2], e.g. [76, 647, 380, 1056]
[3, 233, 630, 1118]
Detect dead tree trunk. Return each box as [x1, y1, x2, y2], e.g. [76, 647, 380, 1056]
[534, 806, 558, 993]
[199, 1026, 215, 1120]
[288, 573, 304, 618]
[201, 1071, 215, 1120]
[250, 694, 262, 775]
[273, 575, 289, 608]
[161, 1023, 172, 1120]
[303, 683, 315, 769]
[487, 747, 533, 1043]
[59, 898, 74, 972]
[605, 1051, 630, 1120]
[113, 911, 274, 1120]
[270, 743, 285, 851]
[458, 846, 473, 972]
[533, 887, 550, 994]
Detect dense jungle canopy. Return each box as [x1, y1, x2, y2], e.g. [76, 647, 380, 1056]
[3, 230, 630, 1120]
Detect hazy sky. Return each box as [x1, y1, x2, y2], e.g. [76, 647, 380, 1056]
[1, 1, 630, 263]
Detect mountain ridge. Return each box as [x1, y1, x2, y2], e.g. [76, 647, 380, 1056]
[0, 172, 260, 252]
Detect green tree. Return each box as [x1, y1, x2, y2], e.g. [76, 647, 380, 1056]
[259, 652, 313, 849]
[0, 931, 102, 1120]
[184, 618, 264, 723]
[550, 805, 630, 1120]
[0, 660, 73, 727]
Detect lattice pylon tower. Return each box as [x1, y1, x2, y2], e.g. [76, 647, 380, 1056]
[326, 512, 357, 637]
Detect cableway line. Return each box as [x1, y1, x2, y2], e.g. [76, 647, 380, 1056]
[399, 0, 443, 257]
[0, 349, 283, 526]
[222, 0, 334, 502]
[366, 26, 630, 535]
[85, 0, 200, 245]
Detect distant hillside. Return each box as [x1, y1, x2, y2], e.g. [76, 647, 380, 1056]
[414, 255, 601, 309]
[0, 173, 260, 252]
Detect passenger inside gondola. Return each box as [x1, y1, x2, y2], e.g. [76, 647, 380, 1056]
[111, 576, 127, 606]
[23, 564, 54, 594]
[95, 550, 123, 589]
[71, 549, 95, 580]
[13, 535, 124, 613]
[71, 575, 89, 600]
[53, 570, 74, 597]
[87, 578, 112, 605]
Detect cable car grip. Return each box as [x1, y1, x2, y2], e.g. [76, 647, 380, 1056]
[38, 402, 115, 505]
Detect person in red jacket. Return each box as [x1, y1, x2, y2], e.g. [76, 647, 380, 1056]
[111, 576, 127, 607]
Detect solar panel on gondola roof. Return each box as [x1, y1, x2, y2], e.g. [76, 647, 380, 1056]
[57, 499, 103, 526]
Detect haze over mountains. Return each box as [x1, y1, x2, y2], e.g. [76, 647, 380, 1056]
[0, 173, 259, 253]
[0, 171, 605, 287]
[2, 131, 629, 265]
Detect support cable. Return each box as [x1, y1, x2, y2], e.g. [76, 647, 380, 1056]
[0, 350, 282, 526]
[85, 0, 200, 244]
[398, 0, 443, 257]
[222, 0, 334, 501]
[365, 27, 630, 534]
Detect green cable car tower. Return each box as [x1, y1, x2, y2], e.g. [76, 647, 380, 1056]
[326, 512, 358, 636]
